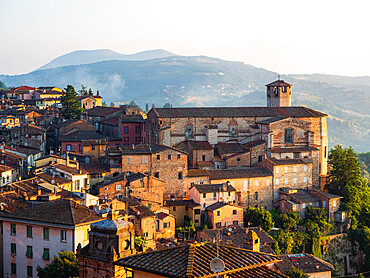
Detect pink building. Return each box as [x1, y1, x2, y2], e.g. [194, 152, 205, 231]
[0, 199, 101, 278]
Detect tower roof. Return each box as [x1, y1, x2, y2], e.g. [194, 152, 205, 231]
[265, 80, 292, 87]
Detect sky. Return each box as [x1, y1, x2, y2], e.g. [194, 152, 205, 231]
[0, 0, 369, 76]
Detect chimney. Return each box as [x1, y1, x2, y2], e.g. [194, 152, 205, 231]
[247, 230, 260, 252]
[108, 204, 119, 220]
[66, 152, 70, 166]
[37, 187, 41, 196]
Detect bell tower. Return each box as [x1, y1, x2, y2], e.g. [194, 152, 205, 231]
[266, 78, 292, 107]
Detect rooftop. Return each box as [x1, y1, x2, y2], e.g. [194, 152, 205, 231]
[87, 106, 123, 117]
[59, 130, 107, 142]
[216, 142, 246, 155]
[192, 183, 236, 193]
[265, 157, 312, 165]
[187, 167, 273, 179]
[150, 106, 327, 118]
[0, 199, 102, 226]
[265, 80, 293, 87]
[115, 242, 283, 278]
[276, 253, 334, 274]
[164, 199, 201, 208]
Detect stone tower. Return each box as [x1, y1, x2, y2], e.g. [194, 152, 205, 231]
[266, 79, 292, 107]
[77, 209, 136, 278]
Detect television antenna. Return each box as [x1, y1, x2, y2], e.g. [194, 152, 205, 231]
[210, 229, 225, 277]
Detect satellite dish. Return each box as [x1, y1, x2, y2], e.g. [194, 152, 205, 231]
[210, 258, 225, 273]
[51, 180, 55, 184]
[0, 160, 3, 164]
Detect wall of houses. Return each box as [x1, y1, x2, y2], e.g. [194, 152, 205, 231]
[207, 205, 243, 228]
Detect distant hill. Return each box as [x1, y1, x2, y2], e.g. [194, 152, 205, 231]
[38, 49, 178, 70]
[1, 55, 369, 152]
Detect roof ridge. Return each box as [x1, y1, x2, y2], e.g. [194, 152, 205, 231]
[186, 244, 195, 277]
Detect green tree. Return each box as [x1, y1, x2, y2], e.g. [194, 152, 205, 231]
[285, 266, 309, 278]
[303, 207, 331, 232]
[110, 101, 115, 107]
[78, 84, 88, 95]
[36, 251, 79, 278]
[61, 85, 84, 119]
[0, 81, 6, 89]
[244, 206, 274, 231]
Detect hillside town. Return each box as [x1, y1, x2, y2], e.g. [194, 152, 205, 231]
[0, 80, 363, 278]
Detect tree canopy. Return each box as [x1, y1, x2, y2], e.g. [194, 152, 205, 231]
[37, 251, 79, 278]
[61, 85, 84, 119]
[244, 206, 274, 231]
[285, 266, 309, 278]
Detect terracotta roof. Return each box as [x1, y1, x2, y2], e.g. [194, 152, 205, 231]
[99, 116, 119, 125]
[116, 242, 282, 277]
[122, 143, 187, 155]
[206, 202, 240, 211]
[216, 142, 246, 155]
[151, 106, 327, 118]
[156, 212, 174, 220]
[130, 205, 156, 218]
[59, 130, 107, 142]
[121, 114, 147, 123]
[0, 191, 29, 215]
[242, 140, 266, 150]
[265, 158, 312, 165]
[192, 183, 236, 193]
[87, 106, 123, 117]
[36, 172, 72, 186]
[265, 80, 292, 87]
[276, 253, 334, 274]
[227, 265, 287, 277]
[310, 190, 342, 200]
[54, 164, 87, 175]
[280, 189, 319, 203]
[14, 86, 36, 91]
[0, 164, 14, 173]
[0, 199, 102, 226]
[187, 168, 273, 179]
[80, 163, 110, 174]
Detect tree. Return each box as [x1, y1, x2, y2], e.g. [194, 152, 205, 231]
[61, 85, 84, 119]
[0, 81, 6, 89]
[285, 266, 309, 278]
[244, 206, 274, 231]
[110, 101, 115, 107]
[78, 84, 88, 95]
[303, 207, 331, 232]
[37, 251, 79, 278]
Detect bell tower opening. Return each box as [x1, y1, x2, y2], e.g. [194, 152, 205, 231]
[266, 78, 292, 107]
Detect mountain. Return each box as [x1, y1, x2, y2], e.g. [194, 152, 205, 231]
[38, 49, 177, 70]
[1, 56, 369, 152]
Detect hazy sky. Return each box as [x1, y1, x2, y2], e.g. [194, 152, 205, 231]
[0, 0, 369, 76]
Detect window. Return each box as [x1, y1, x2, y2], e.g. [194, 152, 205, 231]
[75, 180, 80, 191]
[285, 178, 288, 185]
[11, 223, 16, 235]
[154, 172, 159, 178]
[309, 202, 312, 206]
[233, 220, 238, 225]
[91, 145, 95, 150]
[304, 165, 307, 172]
[194, 209, 200, 215]
[128, 157, 133, 164]
[258, 155, 264, 162]
[217, 211, 220, 216]
[302, 203, 306, 208]
[293, 166, 297, 172]
[115, 184, 121, 191]
[164, 222, 170, 228]
[168, 154, 171, 160]
[124, 126, 129, 134]
[26, 245, 33, 258]
[42, 248, 50, 260]
[185, 125, 193, 139]
[293, 178, 297, 184]
[324, 146, 327, 158]
[141, 157, 145, 164]
[275, 192, 279, 199]
[27, 266, 33, 277]
[316, 201, 319, 206]
[233, 210, 237, 215]
[213, 192, 217, 199]
[275, 179, 279, 185]
[304, 177, 307, 183]
[11, 263, 16, 275]
[282, 202, 285, 208]
[322, 201, 326, 208]
[203, 203, 206, 208]
[276, 167, 279, 173]
[266, 179, 270, 186]
[11, 243, 16, 255]
[60, 230, 67, 242]
[178, 172, 183, 180]
[27, 226, 32, 238]
[177, 154, 181, 159]
[333, 200, 337, 207]
[228, 191, 231, 197]
[202, 155, 206, 161]
[43, 228, 49, 240]
[285, 166, 288, 173]
[172, 206, 176, 212]
[66, 144, 72, 151]
[136, 126, 140, 134]
[157, 155, 160, 160]
[203, 193, 206, 198]
[284, 128, 293, 143]
[254, 192, 258, 201]
[255, 180, 258, 186]
[135, 137, 140, 142]
[229, 126, 237, 138]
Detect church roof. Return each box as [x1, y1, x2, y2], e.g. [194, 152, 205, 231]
[265, 80, 292, 87]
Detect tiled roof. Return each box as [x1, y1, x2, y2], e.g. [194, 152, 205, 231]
[311, 190, 342, 200]
[115, 242, 282, 277]
[59, 130, 107, 142]
[99, 116, 119, 125]
[122, 143, 187, 155]
[130, 205, 156, 218]
[265, 158, 312, 165]
[193, 183, 236, 193]
[164, 199, 201, 208]
[121, 114, 147, 123]
[227, 265, 287, 277]
[1, 199, 102, 226]
[36, 172, 72, 185]
[187, 168, 273, 179]
[156, 212, 173, 220]
[265, 80, 292, 87]
[0, 164, 14, 173]
[151, 106, 327, 118]
[87, 106, 123, 117]
[256, 117, 288, 124]
[54, 164, 87, 175]
[0, 191, 29, 215]
[216, 142, 246, 155]
[206, 202, 240, 211]
[242, 139, 266, 150]
[276, 253, 334, 274]
[281, 189, 319, 203]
